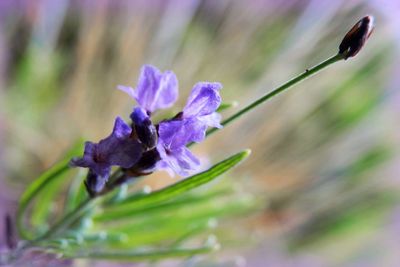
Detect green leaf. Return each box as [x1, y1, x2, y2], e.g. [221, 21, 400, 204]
[64, 169, 88, 213]
[16, 141, 84, 240]
[30, 174, 67, 234]
[95, 150, 251, 222]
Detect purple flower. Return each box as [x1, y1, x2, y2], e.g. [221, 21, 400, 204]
[118, 65, 178, 114]
[182, 82, 223, 129]
[70, 117, 142, 179]
[156, 141, 200, 177]
[156, 82, 222, 176]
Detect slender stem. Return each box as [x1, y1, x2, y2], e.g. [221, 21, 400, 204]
[63, 246, 216, 260]
[22, 197, 93, 250]
[207, 53, 344, 137]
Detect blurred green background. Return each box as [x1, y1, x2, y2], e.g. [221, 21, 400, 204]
[1, 0, 400, 266]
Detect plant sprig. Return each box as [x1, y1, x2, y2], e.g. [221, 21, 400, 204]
[8, 15, 375, 265]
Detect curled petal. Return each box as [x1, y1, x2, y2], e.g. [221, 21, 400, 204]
[117, 85, 136, 100]
[70, 141, 97, 168]
[119, 65, 178, 113]
[112, 116, 132, 139]
[183, 82, 222, 118]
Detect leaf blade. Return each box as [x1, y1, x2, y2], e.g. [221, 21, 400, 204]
[95, 150, 251, 222]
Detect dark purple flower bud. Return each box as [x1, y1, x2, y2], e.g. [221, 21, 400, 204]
[84, 169, 107, 197]
[339, 15, 374, 60]
[126, 148, 161, 176]
[131, 107, 158, 150]
[70, 117, 142, 179]
[118, 65, 178, 113]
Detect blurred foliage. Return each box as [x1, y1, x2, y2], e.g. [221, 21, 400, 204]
[1, 0, 399, 266]
[15, 149, 254, 263]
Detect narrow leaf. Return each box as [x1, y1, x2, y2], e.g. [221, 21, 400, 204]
[16, 141, 83, 240]
[64, 169, 88, 213]
[95, 150, 250, 222]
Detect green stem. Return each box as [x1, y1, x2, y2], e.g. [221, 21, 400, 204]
[207, 53, 344, 137]
[63, 246, 216, 260]
[22, 197, 93, 250]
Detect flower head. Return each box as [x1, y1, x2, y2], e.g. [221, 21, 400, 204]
[70, 117, 142, 180]
[74, 65, 223, 182]
[118, 65, 178, 113]
[156, 82, 222, 176]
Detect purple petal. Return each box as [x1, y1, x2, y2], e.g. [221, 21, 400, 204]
[105, 139, 142, 168]
[112, 116, 132, 139]
[69, 141, 97, 168]
[156, 160, 176, 177]
[197, 112, 222, 128]
[117, 85, 136, 100]
[158, 118, 207, 149]
[126, 65, 178, 113]
[158, 120, 185, 149]
[154, 70, 179, 111]
[85, 170, 107, 195]
[91, 164, 111, 179]
[69, 157, 91, 168]
[99, 117, 142, 168]
[70, 141, 111, 178]
[130, 107, 149, 125]
[156, 141, 200, 177]
[183, 82, 222, 118]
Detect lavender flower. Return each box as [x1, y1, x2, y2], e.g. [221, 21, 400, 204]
[70, 117, 142, 183]
[157, 82, 222, 176]
[118, 64, 178, 114]
[117, 66, 222, 177]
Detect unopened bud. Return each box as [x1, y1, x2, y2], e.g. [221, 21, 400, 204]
[130, 108, 158, 150]
[339, 15, 374, 59]
[84, 169, 106, 197]
[124, 148, 160, 176]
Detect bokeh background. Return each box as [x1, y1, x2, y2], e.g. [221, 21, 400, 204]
[1, 0, 400, 266]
